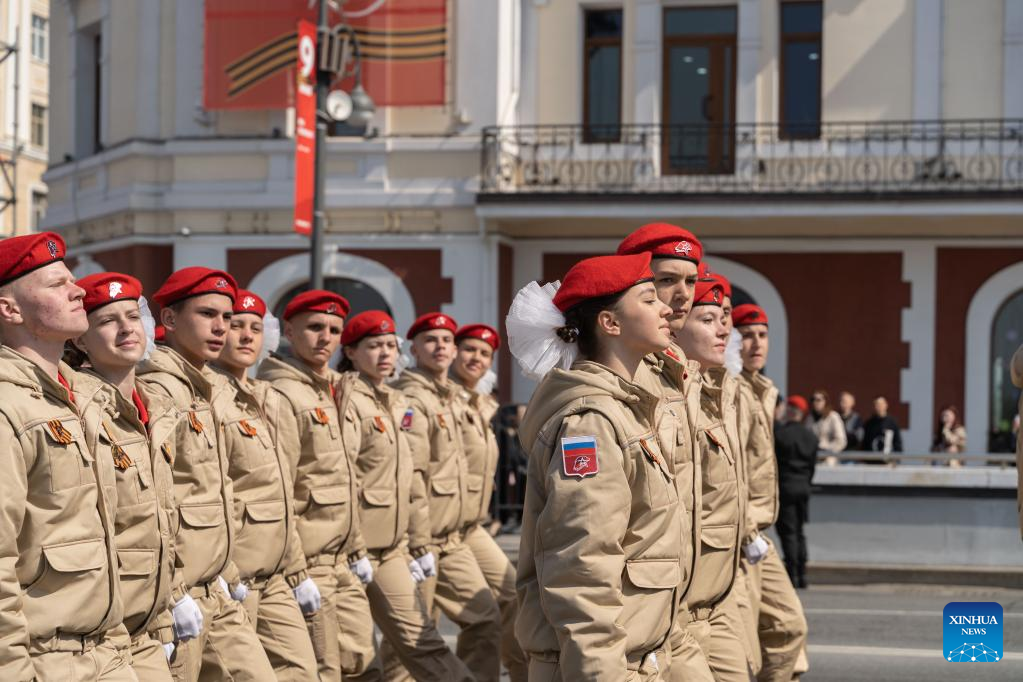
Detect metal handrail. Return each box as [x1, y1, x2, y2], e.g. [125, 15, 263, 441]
[817, 450, 1016, 466]
[479, 119, 1023, 196]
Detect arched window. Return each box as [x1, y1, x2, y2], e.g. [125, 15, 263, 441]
[272, 277, 393, 321]
[989, 289, 1023, 452]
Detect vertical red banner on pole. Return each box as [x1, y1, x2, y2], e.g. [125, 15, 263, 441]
[293, 20, 317, 236]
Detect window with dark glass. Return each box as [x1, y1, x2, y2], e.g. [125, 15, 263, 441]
[583, 9, 622, 143]
[780, 1, 822, 139]
[31, 104, 46, 147]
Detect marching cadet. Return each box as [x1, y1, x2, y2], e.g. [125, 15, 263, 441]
[257, 290, 378, 681]
[336, 310, 473, 682]
[675, 277, 752, 682]
[209, 290, 319, 680]
[69, 273, 181, 681]
[385, 312, 501, 682]
[0, 233, 134, 681]
[138, 267, 276, 681]
[733, 304, 809, 682]
[509, 253, 681, 681]
[616, 223, 714, 681]
[450, 323, 528, 682]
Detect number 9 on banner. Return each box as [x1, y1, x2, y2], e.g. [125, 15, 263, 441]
[299, 33, 316, 81]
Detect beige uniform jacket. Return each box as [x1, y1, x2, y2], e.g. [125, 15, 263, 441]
[516, 361, 682, 680]
[635, 344, 703, 602]
[394, 368, 470, 549]
[340, 373, 417, 553]
[686, 367, 745, 610]
[451, 376, 500, 528]
[81, 372, 181, 642]
[211, 369, 308, 586]
[257, 354, 365, 563]
[136, 345, 240, 592]
[736, 370, 779, 543]
[0, 348, 124, 680]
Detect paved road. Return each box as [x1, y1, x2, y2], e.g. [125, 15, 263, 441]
[437, 533, 1023, 680]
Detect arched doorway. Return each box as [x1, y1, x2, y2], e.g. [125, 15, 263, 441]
[989, 289, 1023, 452]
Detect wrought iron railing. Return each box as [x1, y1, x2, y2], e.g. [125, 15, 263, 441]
[479, 120, 1023, 197]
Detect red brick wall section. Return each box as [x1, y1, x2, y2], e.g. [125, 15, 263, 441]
[90, 245, 174, 301]
[498, 244, 514, 404]
[933, 248, 1023, 423]
[721, 253, 912, 428]
[226, 247, 453, 315]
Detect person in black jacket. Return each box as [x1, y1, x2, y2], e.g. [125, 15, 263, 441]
[775, 395, 819, 588]
[862, 395, 903, 462]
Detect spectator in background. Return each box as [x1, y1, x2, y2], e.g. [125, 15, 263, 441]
[494, 404, 528, 532]
[862, 396, 903, 460]
[839, 391, 863, 451]
[932, 405, 967, 467]
[775, 395, 819, 589]
[807, 389, 847, 465]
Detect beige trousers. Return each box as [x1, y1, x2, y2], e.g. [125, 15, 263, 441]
[686, 590, 753, 682]
[31, 632, 138, 682]
[307, 558, 381, 682]
[167, 582, 275, 682]
[754, 542, 808, 682]
[241, 572, 318, 682]
[130, 633, 172, 682]
[366, 545, 473, 682]
[461, 524, 528, 682]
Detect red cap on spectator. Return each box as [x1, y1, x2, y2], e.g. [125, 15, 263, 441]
[456, 323, 501, 351]
[787, 395, 809, 413]
[234, 290, 267, 317]
[341, 310, 396, 346]
[407, 312, 457, 339]
[152, 267, 237, 307]
[0, 232, 66, 286]
[283, 290, 350, 321]
[616, 223, 703, 264]
[732, 304, 768, 328]
[552, 253, 654, 313]
[78, 272, 143, 314]
[693, 279, 725, 307]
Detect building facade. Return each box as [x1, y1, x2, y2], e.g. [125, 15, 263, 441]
[44, 0, 1023, 454]
[0, 0, 50, 236]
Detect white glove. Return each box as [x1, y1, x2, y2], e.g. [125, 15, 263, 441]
[408, 559, 426, 583]
[416, 552, 437, 578]
[349, 556, 373, 585]
[743, 535, 771, 565]
[171, 594, 204, 641]
[162, 642, 175, 661]
[231, 581, 249, 602]
[292, 577, 322, 615]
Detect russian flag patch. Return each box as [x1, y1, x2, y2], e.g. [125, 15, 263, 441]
[561, 435, 598, 478]
[401, 409, 414, 431]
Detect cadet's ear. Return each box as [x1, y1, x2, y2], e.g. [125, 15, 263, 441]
[0, 286, 22, 325]
[283, 319, 294, 342]
[595, 308, 621, 338]
[160, 306, 175, 331]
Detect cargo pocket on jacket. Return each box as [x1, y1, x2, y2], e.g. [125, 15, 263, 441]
[28, 538, 108, 620]
[244, 499, 287, 523]
[622, 558, 678, 653]
[466, 474, 484, 493]
[430, 477, 458, 496]
[361, 488, 395, 507]
[117, 548, 156, 576]
[40, 419, 90, 492]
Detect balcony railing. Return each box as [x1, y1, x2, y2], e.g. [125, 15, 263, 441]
[479, 120, 1023, 197]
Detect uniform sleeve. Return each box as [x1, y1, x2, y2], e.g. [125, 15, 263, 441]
[274, 391, 303, 485]
[533, 411, 630, 679]
[404, 395, 433, 552]
[737, 390, 758, 545]
[263, 389, 309, 585]
[1012, 344, 1023, 388]
[0, 416, 34, 681]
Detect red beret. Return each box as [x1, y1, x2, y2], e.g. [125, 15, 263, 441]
[616, 223, 703, 264]
[407, 312, 457, 339]
[787, 395, 809, 413]
[732, 304, 768, 328]
[552, 253, 654, 313]
[155, 325, 166, 343]
[0, 231, 66, 286]
[341, 310, 396, 346]
[78, 272, 143, 314]
[456, 324, 501, 351]
[234, 290, 267, 317]
[698, 262, 732, 299]
[283, 290, 350, 321]
[152, 267, 237, 307]
[693, 279, 725, 307]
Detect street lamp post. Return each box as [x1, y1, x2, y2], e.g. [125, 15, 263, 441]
[309, 0, 330, 291]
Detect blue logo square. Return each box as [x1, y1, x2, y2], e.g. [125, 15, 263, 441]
[943, 602, 1003, 662]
